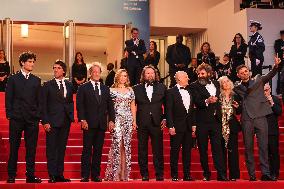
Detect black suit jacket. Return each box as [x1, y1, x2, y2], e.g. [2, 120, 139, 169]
[248, 32, 265, 61]
[133, 82, 166, 127]
[105, 70, 115, 87]
[166, 43, 191, 70]
[41, 79, 74, 127]
[190, 80, 221, 125]
[197, 52, 216, 70]
[76, 81, 115, 130]
[267, 95, 282, 135]
[5, 72, 41, 122]
[125, 39, 146, 67]
[166, 86, 196, 133]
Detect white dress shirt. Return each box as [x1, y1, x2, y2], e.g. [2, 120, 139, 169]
[55, 78, 67, 98]
[21, 69, 30, 79]
[90, 80, 101, 95]
[177, 84, 191, 113]
[145, 83, 153, 102]
[205, 81, 216, 97]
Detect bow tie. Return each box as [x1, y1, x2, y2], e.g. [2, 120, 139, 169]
[180, 87, 188, 90]
[146, 83, 153, 87]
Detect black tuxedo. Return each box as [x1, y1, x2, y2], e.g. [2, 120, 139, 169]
[190, 80, 226, 178]
[133, 82, 166, 178]
[267, 95, 282, 178]
[125, 38, 146, 85]
[166, 85, 196, 178]
[5, 72, 41, 178]
[105, 70, 115, 87]
[76, 81, 115, 178]
[41, 79, 74, 177]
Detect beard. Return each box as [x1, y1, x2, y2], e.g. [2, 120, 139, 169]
[198, 77, 210, 85]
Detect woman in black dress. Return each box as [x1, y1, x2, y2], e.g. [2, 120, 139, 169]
[144, 41, 160, 73]
[0, 49, 10, 92]
[197, 42, 216, 70]
[216, 54, 232, 80]
[72, 52, 87, 93]
[229, 33, 248, 82]
[217, 76, 242, 181]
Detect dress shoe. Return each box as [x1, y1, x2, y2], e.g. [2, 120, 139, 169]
[48, 176, 56, 183]
[142, 176, 149, 181]
[80, 177, 89, 182]
[6, 177, 15, 183]
[26, 176, 42, 183]
[156, 176, 164, 181]
[217, 175, 228, 181]
[172, 176, 179, 181]
[230, 178, 237, 181]
[91, 177, 102, 182]
[203, 176, 211, 181]
[56, 175, 71, 182]
[261, 175, 277, 181]
[249, 175, 257, 181]
[183, 175, 194, 181]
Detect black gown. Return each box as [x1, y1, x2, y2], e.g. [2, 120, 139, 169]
[0, 61, 10, 92]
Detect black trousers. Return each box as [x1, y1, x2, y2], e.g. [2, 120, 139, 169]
[138, 119, 164, 177]
[268, 135, 280, 177]
[126, 61, 142, 86]
[8, 119, 39, 177]
[221, 134, 240, 179]
[81, 128, 105, 178]
[250, 58, 263, 77]
[46, 118, 71, 177]
[170, 130, 192, 177]
[196, 123, 226, 177]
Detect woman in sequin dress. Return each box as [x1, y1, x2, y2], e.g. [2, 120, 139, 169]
[218, 76, 242, 181]
[105, 69, 137, 181]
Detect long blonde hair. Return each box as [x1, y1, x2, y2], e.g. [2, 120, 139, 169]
[111, 69, 131, 88]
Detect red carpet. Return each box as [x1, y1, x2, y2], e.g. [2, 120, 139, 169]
[1, 92, 284, 183]
[1, 180, 284, 189]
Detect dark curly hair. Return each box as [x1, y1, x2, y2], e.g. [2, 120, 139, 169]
[19, 51, 36, 67]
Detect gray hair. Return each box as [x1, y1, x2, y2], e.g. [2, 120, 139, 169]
[218, 76, 234, 95]
[89, 62, 102, 73]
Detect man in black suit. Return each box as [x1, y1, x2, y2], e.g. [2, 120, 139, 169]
[166, 71, 195, 181]
[105, 63, 115, 87]
[5, 51, 42, 183]
[190, 63, 227, 181]
[77, 63, 115, 182]
[41, 60, 74, 183]
[264, 83, 282, 180]
[133, 65, 166, 181]
[234, 57, 281, 181]
[125, 27, 146, 86]
[166, 34, 191, 88]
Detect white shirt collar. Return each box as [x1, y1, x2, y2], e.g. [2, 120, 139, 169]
[21, 69, 30, 79]
[55, 77, 65, 83]
[90, 80, 100, 86]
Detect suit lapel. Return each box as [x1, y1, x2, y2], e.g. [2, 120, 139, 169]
[141, 84, 150, 102]
[174, 86, 187, 112]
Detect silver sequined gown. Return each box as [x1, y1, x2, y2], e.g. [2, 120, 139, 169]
[105, 89, 135, 181]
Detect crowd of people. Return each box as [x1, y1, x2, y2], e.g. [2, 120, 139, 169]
[1, 20, 284, 184]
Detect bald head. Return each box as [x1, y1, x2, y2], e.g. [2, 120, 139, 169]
[175, 71, 189, 87]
